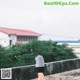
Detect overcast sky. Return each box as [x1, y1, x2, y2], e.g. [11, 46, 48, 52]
[0, 0, 80, 40]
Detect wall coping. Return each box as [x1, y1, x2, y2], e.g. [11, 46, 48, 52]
[7, 58, 80, 69]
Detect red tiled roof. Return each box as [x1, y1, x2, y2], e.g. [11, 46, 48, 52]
[0, 27, 41, 36]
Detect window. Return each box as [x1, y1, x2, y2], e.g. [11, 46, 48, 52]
[17, 36, 37, 42]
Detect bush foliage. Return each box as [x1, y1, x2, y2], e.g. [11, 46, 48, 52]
[0, 40, 77, 68]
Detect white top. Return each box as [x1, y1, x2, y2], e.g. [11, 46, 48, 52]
[35, 55, 45, 67]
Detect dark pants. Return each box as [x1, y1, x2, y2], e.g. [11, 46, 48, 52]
[36, 67, 44, 73]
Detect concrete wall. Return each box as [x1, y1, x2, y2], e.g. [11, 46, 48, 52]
[0, 58, 80, 80]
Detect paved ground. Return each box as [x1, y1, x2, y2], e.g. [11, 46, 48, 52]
[32, 69, 80, 80]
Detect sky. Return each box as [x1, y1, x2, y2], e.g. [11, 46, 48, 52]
[0, 0, 80, 40]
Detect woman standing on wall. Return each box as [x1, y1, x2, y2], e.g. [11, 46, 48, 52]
[35, 55, 45, 80]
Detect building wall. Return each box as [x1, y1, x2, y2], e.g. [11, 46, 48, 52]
[0, 32, 9, 47]
[0, 32, 17, 47]
[0, 32, 38, 47]
[9, 35, 17, 45]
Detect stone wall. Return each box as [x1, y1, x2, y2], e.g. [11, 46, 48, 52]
[0, 58, 80, 80]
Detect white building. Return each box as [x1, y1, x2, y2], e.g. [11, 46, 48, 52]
[53, 40, 80, 58]
[0, 27, 41, 47]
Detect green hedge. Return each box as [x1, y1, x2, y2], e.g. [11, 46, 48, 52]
[0, 40, 77, 68]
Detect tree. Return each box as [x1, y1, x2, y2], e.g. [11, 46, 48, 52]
[0, 40, 77, 68]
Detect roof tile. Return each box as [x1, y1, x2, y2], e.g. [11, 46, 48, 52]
[0, 27, 41, 36]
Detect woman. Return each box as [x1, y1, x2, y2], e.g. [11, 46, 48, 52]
[35, 55, 45, 80]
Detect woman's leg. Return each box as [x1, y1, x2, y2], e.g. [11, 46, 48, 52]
[38, 73, 45, 80]
[38, 73, 41, 80]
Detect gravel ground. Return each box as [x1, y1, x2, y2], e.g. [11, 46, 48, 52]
[32, 69, 80, 80]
